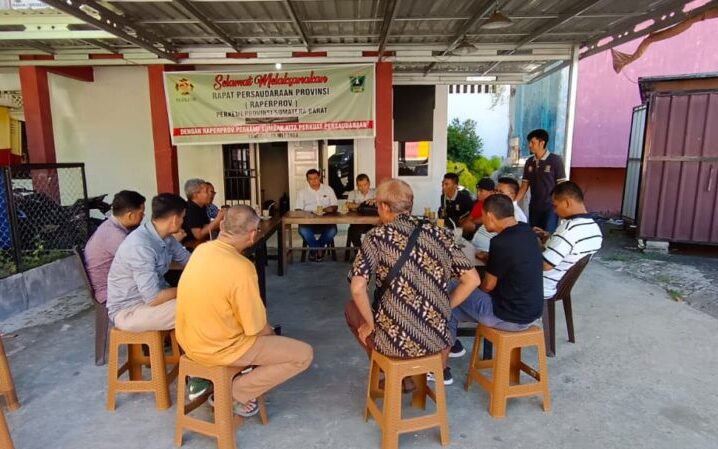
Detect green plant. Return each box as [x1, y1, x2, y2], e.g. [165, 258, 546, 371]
[447, 118, 484, 164]
[0, 250, 17, 278]
[470, 155, 503, 179]
[668, 290, 684, 302]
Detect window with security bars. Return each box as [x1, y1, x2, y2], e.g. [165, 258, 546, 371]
[222, 144, 258, 206]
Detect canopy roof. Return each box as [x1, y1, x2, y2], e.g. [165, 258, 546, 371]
[0, 0, 714, 84]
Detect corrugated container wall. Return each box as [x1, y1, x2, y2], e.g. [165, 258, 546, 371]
[638, 86, 718, 244]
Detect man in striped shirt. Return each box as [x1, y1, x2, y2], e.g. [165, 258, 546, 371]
[535, 181, 603, 298]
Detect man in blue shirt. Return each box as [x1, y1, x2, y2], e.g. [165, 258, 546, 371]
[107, 193, 191, 332]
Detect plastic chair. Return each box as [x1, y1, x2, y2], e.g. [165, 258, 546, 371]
[73, 246, 111, 366]
[364, 351, 449, 449]
[542, 255, 592, 357]
[106, 328, 180, 411]
[0, 336, 19, 411]
[465, 325, 551, 419]
[175, 355, 268, 449]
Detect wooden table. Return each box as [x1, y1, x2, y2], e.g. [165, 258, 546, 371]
[244, 215, 282, 304]
[279, 211, 381, 275]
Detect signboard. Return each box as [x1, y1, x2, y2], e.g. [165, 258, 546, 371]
[164, 64, 375, 145]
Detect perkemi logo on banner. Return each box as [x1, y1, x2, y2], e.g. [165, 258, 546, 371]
[164, 64, 375, 145]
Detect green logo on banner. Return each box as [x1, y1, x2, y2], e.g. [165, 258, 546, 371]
[350, 75, 366, 93]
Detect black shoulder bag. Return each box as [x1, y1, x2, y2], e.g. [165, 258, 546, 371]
[372, 223, 423, 310]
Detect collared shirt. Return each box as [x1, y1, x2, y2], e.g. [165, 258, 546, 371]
[107, 221, 191, 319]
[83, 216, 130, 303]
[207, 203, 220, 220]
[522, 151, 567, 210]
[439, 188, 473, 228]
[347, 188, 376, 204]
[295, 184, 338, 211]
[350, 214, 474, 358]
[543, 213, 602, 298]
[176, 240, 267, 366]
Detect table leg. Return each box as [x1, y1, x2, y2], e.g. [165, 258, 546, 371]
[255, 241, 268, 305]
[278, 222, 286, 276]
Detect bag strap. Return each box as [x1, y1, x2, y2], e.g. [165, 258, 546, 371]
[374, 221, 423, 306]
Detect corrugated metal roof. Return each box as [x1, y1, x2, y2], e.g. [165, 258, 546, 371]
[0, 0, 714, 83]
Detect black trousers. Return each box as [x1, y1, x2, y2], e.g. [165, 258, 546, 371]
[347, 224, 374, 249]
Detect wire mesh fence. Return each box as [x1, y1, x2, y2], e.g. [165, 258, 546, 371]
[0, 163, 89, 278]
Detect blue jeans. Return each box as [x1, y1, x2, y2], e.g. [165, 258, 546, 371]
[298, 224, 337, 249]
[529, 207, 559, 233]
[449, 283, 532, 341]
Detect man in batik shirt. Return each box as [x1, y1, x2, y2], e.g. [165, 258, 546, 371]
[345, 178, 480, 385]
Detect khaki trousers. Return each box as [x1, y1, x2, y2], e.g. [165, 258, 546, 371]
[112, 300, 176, 332]
[229, 335, 313, 404]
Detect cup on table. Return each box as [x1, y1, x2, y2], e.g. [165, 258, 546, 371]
[424, 207, 431, 217]
[315, 205, 324, 215]
[262, 209, 270, 218]
[437, 218, 445, 228]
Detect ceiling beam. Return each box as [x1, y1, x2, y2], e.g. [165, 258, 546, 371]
[173, 0, 242, 52]
[39, 0, 179, 62]
[83, 39, 120, 54]
[377, 0, 401, 61]
[10, 40, 55, 54]
[282, 0, 311, 51]
[482, 0, 604, 76]
[424, 0, 495, 74]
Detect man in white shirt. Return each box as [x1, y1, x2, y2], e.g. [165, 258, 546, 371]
[534, 181, 603, 298]
[472, 178, 527, 257]
[345, 173, 376, 253]
[295, 168, 338, 262]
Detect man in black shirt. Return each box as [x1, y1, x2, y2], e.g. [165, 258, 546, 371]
[438, 173, 474, 229]
[181, 178, 224, 250]
[515, 129, 567, 233]
[447, 193, 544, 350]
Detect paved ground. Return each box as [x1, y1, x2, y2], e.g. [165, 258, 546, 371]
[2, 241, 718, 449]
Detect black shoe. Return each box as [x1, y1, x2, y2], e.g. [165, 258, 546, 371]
[427, 367, 453, 385]
[307, 251, 316, 262]
[449, 339, 466, 358]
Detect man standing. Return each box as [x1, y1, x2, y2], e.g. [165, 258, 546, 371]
[438, 173, 474, 229]
[182, 178, 224, 250]
[345, 179, 480, 385]
[84, 190, 145, 303]
[448, 194, 544, 358]
[534, 181, 603, 299]
[516, 129, 567, 233]
[295, 169, 338, 262]
[176, 206, 313, 417]
[107, 193, 191, 332]
[346, 173, 376, 252]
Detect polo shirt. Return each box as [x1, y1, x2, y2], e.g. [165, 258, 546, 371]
[522, 151, 567, 211]
[487, 222, 544, 324]
[83, 216, 130, 303]
[439, 189, 473, 228]
[182, 200, 210, 247]
[176, 240, 267, 366]
[543, 213, 603, 298]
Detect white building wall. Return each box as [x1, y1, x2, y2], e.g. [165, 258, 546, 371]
[355, 137, 375, 183]
[396, 85, 448, 216]
[0, 68, 20, 91]
[48, 66, 158, 205]
[177, 144, 225, 205]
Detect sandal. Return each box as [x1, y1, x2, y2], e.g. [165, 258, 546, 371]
[233, 399, 259, 417]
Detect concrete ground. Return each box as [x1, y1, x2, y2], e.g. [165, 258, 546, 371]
[2, 251, 718, 449]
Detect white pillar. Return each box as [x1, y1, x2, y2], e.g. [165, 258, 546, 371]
[563, 44, 580, 179]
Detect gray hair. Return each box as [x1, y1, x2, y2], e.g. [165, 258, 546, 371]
[375, 178, 413, 214]
[184, 178, 206, 199]
[221, 205, 260, 236]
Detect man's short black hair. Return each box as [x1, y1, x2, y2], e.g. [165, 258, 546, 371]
[152, 193, 187, 220]
[443, 173, 459, 184]
[551, 180, 584, 203]
[483, 193, 515, 219]
[306, 169, 320, 179]
[527, 129, 549, 145]
[111, 190, 145, 217]
[498, 177, 520, 196]
[356, 173, 370, 183]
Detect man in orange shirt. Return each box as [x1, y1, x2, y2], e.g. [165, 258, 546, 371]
[176, 205, 313, 416]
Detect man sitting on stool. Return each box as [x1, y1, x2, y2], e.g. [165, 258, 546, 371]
[295, 168, 338, 262]
[176, 205, 313, 417]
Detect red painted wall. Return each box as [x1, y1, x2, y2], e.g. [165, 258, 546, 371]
[375, 62, 393, 183]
